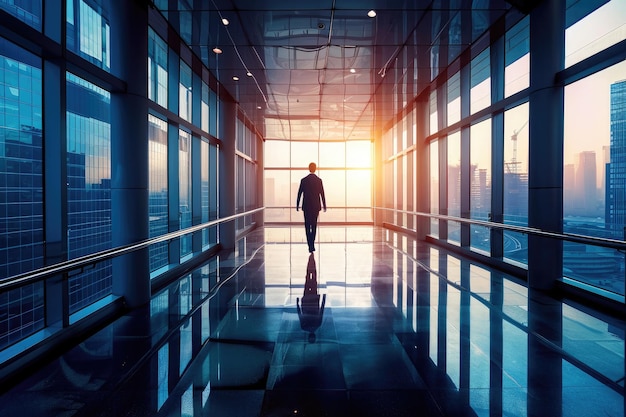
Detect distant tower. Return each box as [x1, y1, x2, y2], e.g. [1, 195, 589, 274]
[608, 80, 626, 237]
[575, 151, 597, 216]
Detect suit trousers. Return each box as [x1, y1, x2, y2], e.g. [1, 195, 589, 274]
[303, 210, 319, 251]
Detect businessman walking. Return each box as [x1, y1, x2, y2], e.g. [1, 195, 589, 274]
[296, 162, 326, 252]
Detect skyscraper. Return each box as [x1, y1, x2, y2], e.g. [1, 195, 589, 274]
[608, 80, 626, 238]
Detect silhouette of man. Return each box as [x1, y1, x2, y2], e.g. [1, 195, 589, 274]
[296, 162, 326, 253]
[297, 253, 325, 343]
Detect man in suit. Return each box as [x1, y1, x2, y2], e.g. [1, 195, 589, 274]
[296, 162, 326, 252]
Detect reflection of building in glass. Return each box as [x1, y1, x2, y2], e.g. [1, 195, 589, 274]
[574, 151, 599, 216]
[504, 171, 528, 217]
[66, 73, 112, 313]
[470, 165, 490, 218]
[148, 115, 169, 271]
[448, 164, 461, 215]
[0, 47, 45, 349]
[607, 80, 626, 238]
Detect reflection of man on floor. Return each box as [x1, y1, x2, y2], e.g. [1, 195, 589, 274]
[297, 253, 326, 343]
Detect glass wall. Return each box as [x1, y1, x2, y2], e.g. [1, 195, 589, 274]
[264, 139, 372, 223]
[380, 0, 626, 301]
[0, 38, 44, 349]
[179, 129, 192, 260]
[505, 16, 529, 98]
[429, 141, 439, 237]
[179, 62, 192, 122]
[563, 60, 626, 296]
[447, 132, 461, 244]
[148, 27, 168, 108]
[565, 0, 626, 68]
[66, 0, 111, 71]
[235, 119, 259, 232]
[201, 140, 209, 247]
[0, 0, 236, 355]
[0, 39, 43, 280]
[470, 119, 491, 253]
[470, 48, 490, 115]
[148, 114, 169, 272]
[66, 72, 112, 313]
[503, 103, 529, 264]
[0, 0, 41, 30]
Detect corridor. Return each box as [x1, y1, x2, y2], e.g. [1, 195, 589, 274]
[0, 226, 623, 416]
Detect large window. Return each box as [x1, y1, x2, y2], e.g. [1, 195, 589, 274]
[236, 119, 259, 232]
[505, 16, 529, 97]
[0, 0, 41, 30]
[470, 48, 491, 115]
[563, 60, 626, 296]
[201, 140, 209, 247]
[429, 141, 439, 237]
[470, 119, 491, 253]
[66, 0, 111, 71]
[0, 39, 44, 349]
[148, 27, 168, 108]
[179, 129, 191, 259]
[66, 72, 112, 313]
[148, 114, 168, 272]
[503, 103, 529, 265]
[447, 71, 461, 126]
[264, 139, 372, 223]
[565, 0, 626, 68]
[179, 62, 192, 122]
[447, 132, 461, 244]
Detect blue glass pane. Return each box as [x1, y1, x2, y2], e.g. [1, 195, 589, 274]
[149, 114, 169, 272]
[0, 0, 42, 31]
[0, 42, 44, 348]
[66, 72, 112, 314]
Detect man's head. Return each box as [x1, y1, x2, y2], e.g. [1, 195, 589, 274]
[308, 162, 317, 173]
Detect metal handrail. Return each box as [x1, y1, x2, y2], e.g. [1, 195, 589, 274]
[375, 207, 626, 251]
[0, 207, 265, 292]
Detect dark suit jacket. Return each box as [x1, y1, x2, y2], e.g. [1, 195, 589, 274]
[297, 173, 327, 213]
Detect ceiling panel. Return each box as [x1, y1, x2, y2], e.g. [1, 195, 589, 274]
[156, 0, 522, 142]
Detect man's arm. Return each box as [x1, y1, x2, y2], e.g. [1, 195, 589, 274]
[320, 180, 327, 212]
[296, 181, 303, 211]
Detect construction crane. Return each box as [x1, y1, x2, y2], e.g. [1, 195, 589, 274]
[506, 120, 528, 174]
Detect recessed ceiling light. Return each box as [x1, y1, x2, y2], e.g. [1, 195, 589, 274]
[367, 10, 376, 18]
[232, 76, 239, 81]
[350, 68, 356, 73]
[222, 18, 229, 26]
[246, 71, 253, 77]
[213, 47, 222, 54]
[257, 106, 262, 109]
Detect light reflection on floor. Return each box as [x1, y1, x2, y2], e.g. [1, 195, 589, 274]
[0, 226, 623, 417]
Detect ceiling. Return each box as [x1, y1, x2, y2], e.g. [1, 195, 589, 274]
[154, 1, 531, 142]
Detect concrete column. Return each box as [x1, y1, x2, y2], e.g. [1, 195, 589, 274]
[528, 0, 565, 290]
[110, 0, 150, 307]
[43, 52, 66, 326]
[459, 64, 471, 247]
[373, 90, 384, 226]
[415, 100, 430, 240]
[491, 35, 505, 259]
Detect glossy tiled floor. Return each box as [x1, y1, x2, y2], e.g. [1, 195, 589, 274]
[0, 226, 624, 416]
